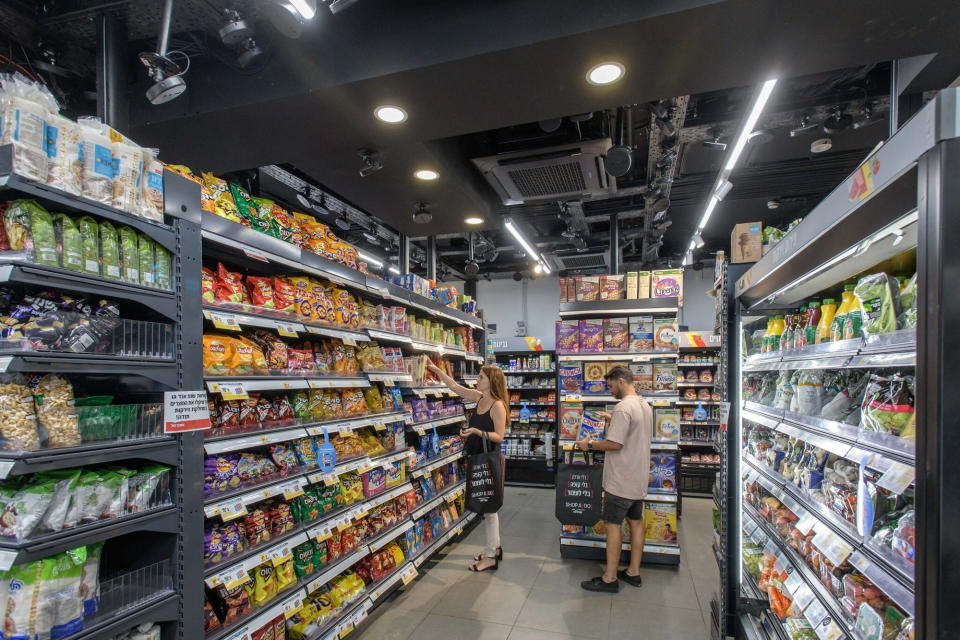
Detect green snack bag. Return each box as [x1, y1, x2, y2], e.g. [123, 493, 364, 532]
[252, 197, 280, 238]
[154, 244, 172, 290]
[118, 225, 139, 284]
[138, 233, 155, 287]
[53, 214, 83, 272]
[230, 183, 270, 233]
[3, 476, 58, 541]
[76, 216, 101, 275]
[854, 273, 900, 336]
[26, 201, 58, 266]
[292, 540, 317, 579]
[99, 221, 121, 280]
[898, 273, 917, 330]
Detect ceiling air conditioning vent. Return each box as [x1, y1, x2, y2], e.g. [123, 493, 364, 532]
[548, 252, 609, 271]
[472, 138, 615, 205]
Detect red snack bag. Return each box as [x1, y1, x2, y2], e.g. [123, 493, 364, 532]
[255, 395, 274, 422]
[246, 276, 275, 309]
[217, 400, 241, 431]
[201, 267, 216, 304]
[216, 262, 249, 304]
[239, 397, 259, 426]
[272, 395, 294, 421]
[272, 278, 297, 313]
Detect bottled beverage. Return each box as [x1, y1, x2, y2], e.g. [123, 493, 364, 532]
[761, 317, 773, 353]
[817, 298, 837, 344]
[831, 285, 856, 342]
[769, 315, 785, 352]
[804, 301, 821, 347]
[793, 305, 808, 348]
[779, 312, 795, 351]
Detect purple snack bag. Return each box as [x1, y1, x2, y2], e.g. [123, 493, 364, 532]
[204, 454, 241, 495]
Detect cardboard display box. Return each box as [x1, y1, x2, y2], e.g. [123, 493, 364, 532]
[731, 222, 762, 263]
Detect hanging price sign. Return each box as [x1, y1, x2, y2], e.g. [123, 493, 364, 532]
[374, 423, 387, 432]
[400, 563, 418, 585]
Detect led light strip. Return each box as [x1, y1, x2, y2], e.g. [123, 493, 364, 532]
[504, 219, 551, 273]
[683, 79, 777, 266]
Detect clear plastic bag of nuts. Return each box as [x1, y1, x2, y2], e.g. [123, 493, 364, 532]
[30, 374, 81, 448]
[0, 373, 41, 450]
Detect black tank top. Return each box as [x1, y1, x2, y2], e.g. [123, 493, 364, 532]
[465, 402, 498, 455]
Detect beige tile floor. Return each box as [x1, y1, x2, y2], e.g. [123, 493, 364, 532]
[355, 488, 720, 640]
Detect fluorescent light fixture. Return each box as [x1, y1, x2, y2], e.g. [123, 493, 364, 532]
[724, 79, 777, 171]
[414, 169, 438, 181]
[387, 266, 400, 275]
[464, 217, 484, 225]
[534, 263, 544, 274]
[765, 245, 859, 302]
[586, 62, 625, 85]
[374, 105, 407, 123]
[697, 196, 720, 230]
[289, 0, 317, 19]
[504, 219, 541, 261]
[357, 251, 384, 267]
[714, 179, 734, 201]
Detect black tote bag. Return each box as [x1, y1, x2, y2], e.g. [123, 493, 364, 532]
[555, 455, 603, 526]
[466, 432, 506, 514]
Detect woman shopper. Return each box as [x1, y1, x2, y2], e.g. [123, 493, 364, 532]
[426, 362, 507, 572]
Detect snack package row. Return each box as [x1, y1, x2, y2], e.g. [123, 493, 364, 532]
[555, 316, 678, 353]
[388, 273, 477, 316]
[559, 270, 683, 303]
[560, 501, 678, 544]
[401, 496, 465, 557]
[0, 74, 165, 221]
[202, 332, 363, 377]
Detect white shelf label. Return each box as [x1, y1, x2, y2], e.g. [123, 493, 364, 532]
[218, 499, 248, 522]
[209, 381, 248, 400]
[812, 527, 853, 566]
[276, 322, 304, 337]
[399, 563, 418, 585]
[0, 460, 14, 480]
[876, 461, 914, 495]
[784, 567, 804, 593]
[164, 390, 211, 433]
[209, 311, 241, 331]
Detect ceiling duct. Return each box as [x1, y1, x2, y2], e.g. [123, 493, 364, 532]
[472, 138, 616, 205]
[547, 252, 608, 271]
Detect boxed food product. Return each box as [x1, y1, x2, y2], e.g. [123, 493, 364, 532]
[643, 501, 678, 544]
[629, 316, 654, 352]
[652, 269, 683, 303]
[652, 362, 677, 391]
[576, 276, 600, 302]
[583, 362, 607, 395]
[654, 408, 680, 440]
[731, 222, 762, 263]
[599, 275, 624, 300]
[558, 363, 583, 394]
[648, 454, 677, 493]
[630, 362, 653, 392]
[559, 403, 583, 439]
[653, 317, 678, 350]
[578, 319, 604, 353]
[555, 320, 579, 353]
[603, 319, 628, 351]
[637, 271, 651, 298]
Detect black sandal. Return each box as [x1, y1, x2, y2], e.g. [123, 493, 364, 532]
[469, 557, 499, 572]
[473, 547, 503, 562]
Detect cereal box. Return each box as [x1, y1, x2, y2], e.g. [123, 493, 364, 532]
[652, 361, 677, 391]
[637, 271, 651, 298]
[583, 362, 607, 395]
[643, 502, 678, 544]
[578, 319, 604, 353]
[629, 316, 654, 351]
[579, 409, 606, 440]
[654, 408, 680, 440]
[625, 272, 638, 299]
[599, 274, 624, 300]
[652, 269, 683, 303]
[648, 454, 677, 493]
[559, 363, 583, 394]
[576, 276, 600, 301]
[630, 362, 653, 392]
[559, 403, 583, 439]
[603, 319, 629, 351]
[653, 317, 678, 350]
[556, 320, 579, 353]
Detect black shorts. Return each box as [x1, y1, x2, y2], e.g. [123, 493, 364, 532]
[602, 492, 645, 525]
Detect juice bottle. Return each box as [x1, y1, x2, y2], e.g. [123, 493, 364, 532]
[804, 301, 821, 347]
[760, 317, 773, 353]
[843, 291, 864, 340]
[831, 285, 855, 342]
[793, 305, 808, 348]
[817, 298, 837, 344]
[779, 311, 796, 351]
[769, 315, 785, 351]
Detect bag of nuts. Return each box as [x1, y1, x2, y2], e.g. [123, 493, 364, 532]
[0, 373, 40, 450]
[30, 374, 81, 448]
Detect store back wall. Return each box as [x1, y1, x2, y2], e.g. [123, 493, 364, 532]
[449, 267, 718, 350]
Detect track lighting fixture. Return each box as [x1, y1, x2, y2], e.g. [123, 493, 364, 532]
[334, 214, 350, 231]
[218, 8, 254, 45]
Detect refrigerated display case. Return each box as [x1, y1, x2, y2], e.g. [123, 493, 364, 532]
[722, 88, 960, 639]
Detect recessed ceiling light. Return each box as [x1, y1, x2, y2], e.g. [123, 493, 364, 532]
[586, 62, 625, 86]
[464, 217, 483, 225]
[415, 169, 439, 181]
[374, 105, 407, 123]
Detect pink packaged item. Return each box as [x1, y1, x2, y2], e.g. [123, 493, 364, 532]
[390, 307, 407, 334]
[578, 319, 604, 353]
[556, 320, 579, 353]
[377, 305, 391, 331]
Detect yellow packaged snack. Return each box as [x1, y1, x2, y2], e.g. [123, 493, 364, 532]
[362, 385, 383, 413]
[203, 334, 231, 376]
[201, 172, 242, 223]
[308, 389, 327, 420]
[227, 337, 253, 376]
[275, 558, 295, 591]
[251, 563, 278, 607]
[238, 336, 268, 375]
[357, 430, 385, 456]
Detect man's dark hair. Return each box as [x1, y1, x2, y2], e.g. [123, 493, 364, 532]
[604, 365, 633, 383]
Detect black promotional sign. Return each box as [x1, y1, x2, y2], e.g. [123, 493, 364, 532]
[555, 462, 603, 526]
[466, 450, 505, 514]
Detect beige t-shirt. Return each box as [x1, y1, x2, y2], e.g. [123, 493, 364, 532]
[602, 394, 653, 500]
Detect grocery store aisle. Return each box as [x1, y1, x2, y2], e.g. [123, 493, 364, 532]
[357, 488, 718, 640]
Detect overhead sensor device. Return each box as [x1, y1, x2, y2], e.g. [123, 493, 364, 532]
[789, 114, 818, 137]
[358, 148, 383, 177]
[236, 38, 265, 68]
[413, 202, 432, 224]
[262, 0, 317, 38]
[702, 128, 727, 151]
[810, 138, 833, 154]
[218, 9, 254, 45]
[140, 0, 188, 105]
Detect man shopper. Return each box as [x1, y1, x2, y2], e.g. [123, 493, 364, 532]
[574, 365, 653, 593]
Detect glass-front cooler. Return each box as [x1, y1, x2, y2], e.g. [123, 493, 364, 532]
[724, 88, 960, 640]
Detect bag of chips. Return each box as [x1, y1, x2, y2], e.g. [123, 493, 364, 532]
[201, 173, 242, 224]
[202, 335, 231, 375]
[246, 276, 275, 309]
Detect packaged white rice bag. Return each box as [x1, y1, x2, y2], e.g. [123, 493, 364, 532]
[0, 74, 51, 183]
[77, 117, 114, 206]
[38, 547, 86, 638]
[140, 148, 164, 222]
[45, 115, 82, 196]
[3, 558, 44, 640]
[112, 142, 142, 213]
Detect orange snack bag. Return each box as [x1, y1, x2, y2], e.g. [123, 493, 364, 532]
[203, 334, 231, 375]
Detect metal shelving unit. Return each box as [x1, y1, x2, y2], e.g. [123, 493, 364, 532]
[495, 349, 556, 487]
[677, 340, 723, 499]
[723, 88, 960, 640]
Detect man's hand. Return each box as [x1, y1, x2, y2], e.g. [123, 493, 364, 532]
[574, 437, 591, 452]
[597, 411, 611, 421]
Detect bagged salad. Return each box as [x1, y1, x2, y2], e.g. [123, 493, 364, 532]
[859, 374, 915, 438]
[898, 273, 917, 329]
[0, 73, 51, 183]
[854, 273, 901, 336]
